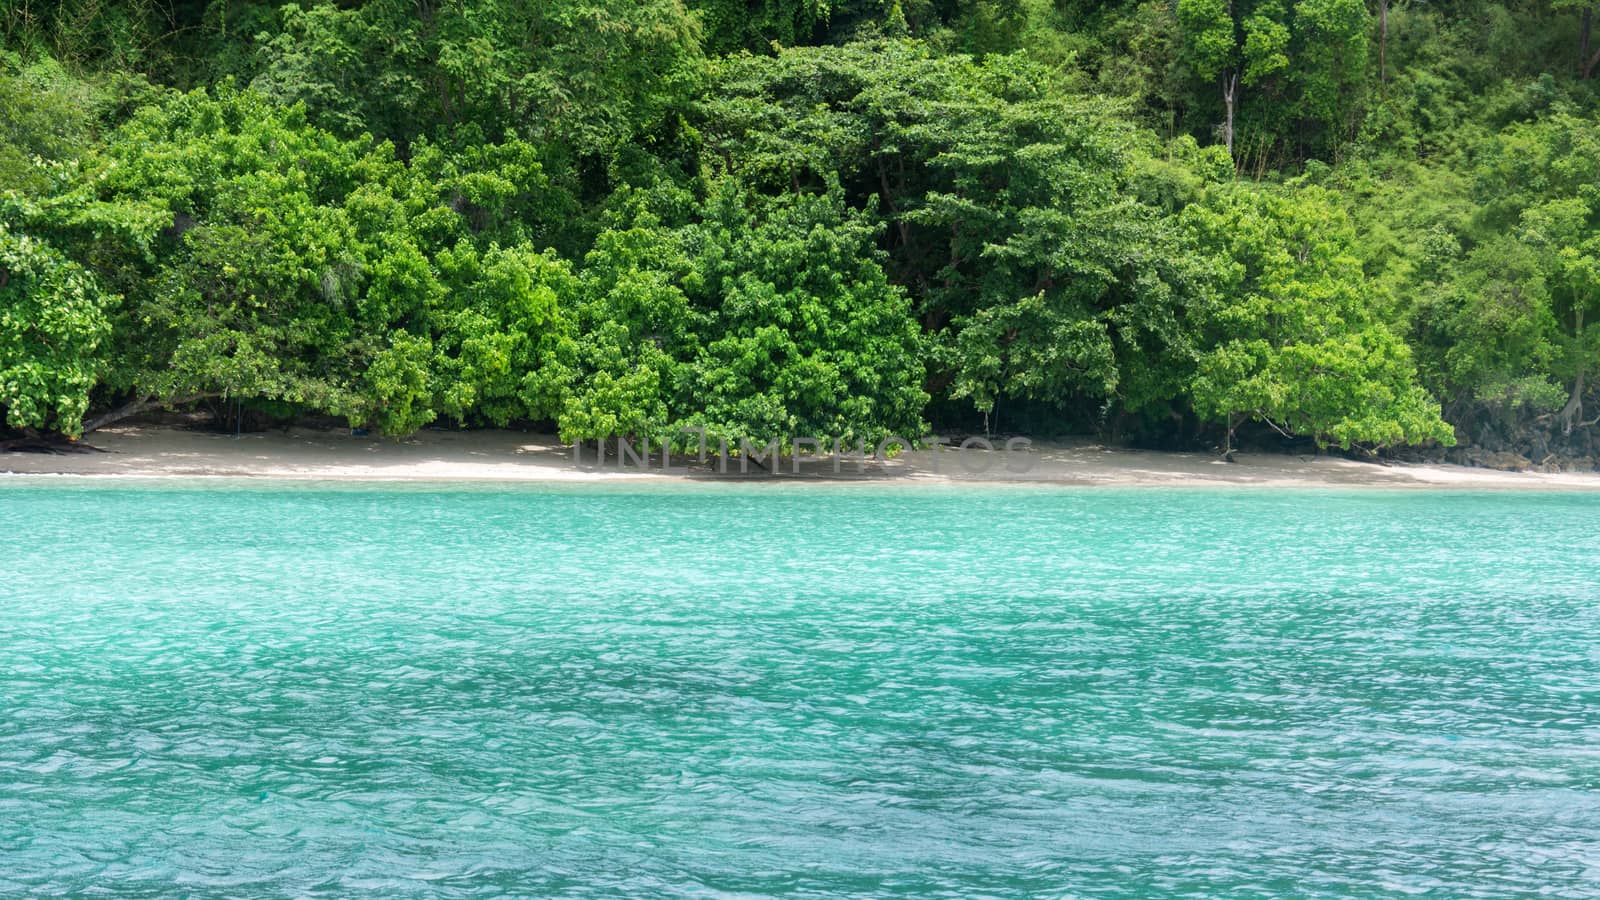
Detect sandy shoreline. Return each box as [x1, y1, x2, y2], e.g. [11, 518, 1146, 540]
[3, 424, 1600, 490]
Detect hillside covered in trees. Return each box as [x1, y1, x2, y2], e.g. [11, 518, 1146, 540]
[2, 0, 1597, 464]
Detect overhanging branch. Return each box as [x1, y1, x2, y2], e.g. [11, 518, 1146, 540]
[81, 393, 223, 434]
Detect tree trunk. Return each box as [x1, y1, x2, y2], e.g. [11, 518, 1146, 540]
[1560, 306, 1587, 434]
[1379, 0, 1389, 82]
[1221, 72, 1238, 158]
[81, 393, 221, 434]
[1560, 370, 1585, 434]
[1583, 8, 1600, 78]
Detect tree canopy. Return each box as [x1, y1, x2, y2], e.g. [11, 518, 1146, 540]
[5, 0, 1599, 460]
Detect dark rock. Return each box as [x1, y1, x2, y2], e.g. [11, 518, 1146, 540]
[1482, 451, 1531, 471]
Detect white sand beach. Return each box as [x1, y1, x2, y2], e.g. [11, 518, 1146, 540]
[4, 424, 1600, 489]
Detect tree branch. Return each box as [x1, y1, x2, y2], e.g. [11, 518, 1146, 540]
[81, 393, 222, 434]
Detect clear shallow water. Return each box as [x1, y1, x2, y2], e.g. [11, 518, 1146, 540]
[2, 481, 1599, 897]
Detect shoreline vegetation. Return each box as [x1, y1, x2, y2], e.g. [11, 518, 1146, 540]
[3, 2, 1598, 465]
[6, 423, 1600, 490]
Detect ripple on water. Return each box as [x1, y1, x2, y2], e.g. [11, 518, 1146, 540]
[1, 484, 1599, 896]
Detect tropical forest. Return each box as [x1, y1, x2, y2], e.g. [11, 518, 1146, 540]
[3, 0, 1598, 466]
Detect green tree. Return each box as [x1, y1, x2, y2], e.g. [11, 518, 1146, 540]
[1426, 237, 1566, 419]
[0, 223, 113, 436]
[1175, 0, 1367, 163]
[1490, 117, 1600, 433]
[703, 41, 1216, 434]
[253, 0, 704, 154]
[559, 181, 926, 447]
[688, 0, 832, 54]
[1552, 0, 1600, 79]
[26, 84, 578, 436]
[1399, 114, 1600, 439]
[1183, 185, 1453, 452]
[0, 55, 106, 199]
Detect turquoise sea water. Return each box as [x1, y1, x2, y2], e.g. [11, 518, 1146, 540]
[2, 480, 1599, 896]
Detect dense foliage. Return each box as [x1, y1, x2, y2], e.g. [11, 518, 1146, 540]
[3, 0, 1597, 459]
